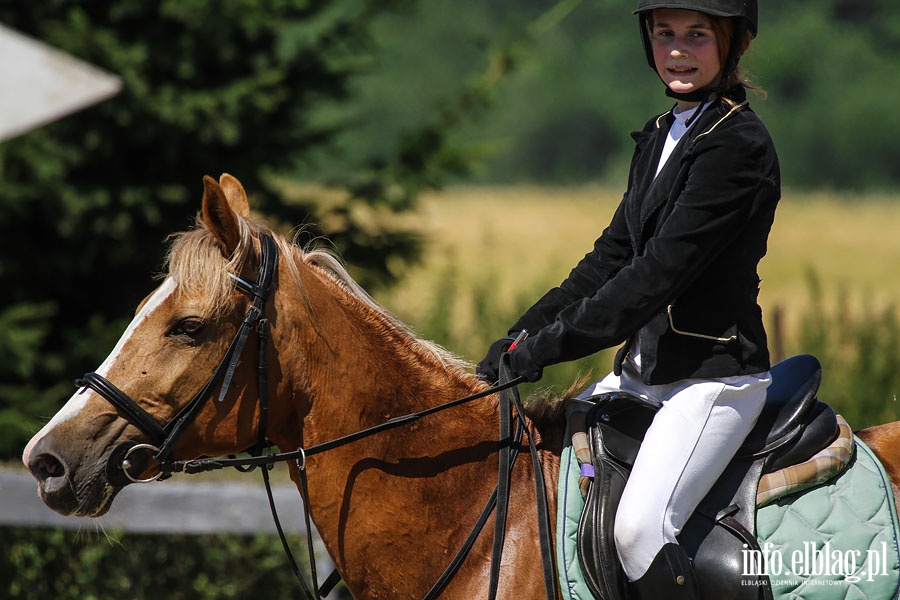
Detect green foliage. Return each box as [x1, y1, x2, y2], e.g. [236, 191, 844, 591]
[750, 3, 900, 190]
[0, 0, 586, 459]
[343, 0, 900, 189]
[0, 0, 465, 460]
[1, 527, 349, 600]
[0, 303, 68, 457]
[4, 0, 900, 459]
[794, 272, 900, 430]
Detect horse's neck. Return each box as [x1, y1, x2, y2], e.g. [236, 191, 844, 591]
[300, 333, 489, 450]
[269, 271, 526, 595]
[298, 373, 508, 597]
[273, 265, 488, 443]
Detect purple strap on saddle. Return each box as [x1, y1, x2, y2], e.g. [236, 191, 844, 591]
[580, 463, 595, 478]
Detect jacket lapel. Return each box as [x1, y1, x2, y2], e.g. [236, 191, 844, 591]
[627, 112, 672, 252]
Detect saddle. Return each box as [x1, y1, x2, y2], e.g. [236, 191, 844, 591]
[574, 354, 838, 600]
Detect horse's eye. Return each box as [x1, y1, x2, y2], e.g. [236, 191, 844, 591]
[170, 318, 205, 338]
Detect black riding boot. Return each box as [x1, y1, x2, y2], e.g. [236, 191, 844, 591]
[629, 543, 702, 600]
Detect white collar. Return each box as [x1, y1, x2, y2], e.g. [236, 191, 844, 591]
[672, 101, 710, 127]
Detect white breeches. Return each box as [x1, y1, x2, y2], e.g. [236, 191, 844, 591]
[579, 361, 770, 580]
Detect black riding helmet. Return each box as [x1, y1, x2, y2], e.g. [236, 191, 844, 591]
[635, 0, 758, 101]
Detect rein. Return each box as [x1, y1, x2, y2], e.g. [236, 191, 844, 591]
[160, 379, 523, 475]
[76, 231, 556, 599]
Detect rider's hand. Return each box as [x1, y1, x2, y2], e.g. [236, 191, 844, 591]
[476, 335, 518, 383]
[508, 338, 543, 383]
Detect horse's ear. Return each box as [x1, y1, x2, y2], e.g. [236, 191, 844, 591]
[218, 173, 251, 218]
[202, 175, 242, 256]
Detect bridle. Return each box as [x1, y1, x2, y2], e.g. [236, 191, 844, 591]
[77, 232, 280, 481]
[76, 231, 556, 599]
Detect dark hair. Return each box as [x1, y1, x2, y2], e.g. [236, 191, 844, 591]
[709, 15, 758, 94]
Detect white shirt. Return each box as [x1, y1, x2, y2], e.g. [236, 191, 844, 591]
[653, 102, 709, 179]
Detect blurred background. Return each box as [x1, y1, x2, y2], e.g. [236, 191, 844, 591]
[2, 1, 900, 597]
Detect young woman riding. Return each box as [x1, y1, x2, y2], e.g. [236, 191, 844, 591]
[477, 1, 778, 597]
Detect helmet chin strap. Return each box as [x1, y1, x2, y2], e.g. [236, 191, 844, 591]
[663, 82, 719, 127]
[665, 85, 715, 104]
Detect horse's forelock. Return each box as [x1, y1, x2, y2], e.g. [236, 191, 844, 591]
[163, 215, 255, 317]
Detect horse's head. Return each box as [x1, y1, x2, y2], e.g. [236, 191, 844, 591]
[22, 174, 278, 516]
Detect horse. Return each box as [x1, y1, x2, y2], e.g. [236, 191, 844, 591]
[21, 173, 900, 599]
[22, 174, 565, 599]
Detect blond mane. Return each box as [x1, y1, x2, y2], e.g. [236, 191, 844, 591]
[164, 215, 472, 376]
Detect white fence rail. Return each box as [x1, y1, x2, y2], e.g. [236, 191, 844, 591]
[0, 468, 310, 535]
[1, 468, 337, 580]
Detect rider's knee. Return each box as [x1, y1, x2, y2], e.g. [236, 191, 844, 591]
[614, 503, 657, 557]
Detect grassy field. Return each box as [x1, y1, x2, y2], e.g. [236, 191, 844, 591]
[378, 186, 900, 353]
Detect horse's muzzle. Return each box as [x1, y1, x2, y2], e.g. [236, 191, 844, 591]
[25, 437, 81, 515]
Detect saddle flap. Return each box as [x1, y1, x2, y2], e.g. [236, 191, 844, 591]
[585, 392, 659, 466]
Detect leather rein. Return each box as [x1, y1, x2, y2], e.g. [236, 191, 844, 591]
[76, 231, 556, 599]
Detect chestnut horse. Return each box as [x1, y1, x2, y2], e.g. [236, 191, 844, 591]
[22, 174, 564, 599]
[21, 174, 900, 599]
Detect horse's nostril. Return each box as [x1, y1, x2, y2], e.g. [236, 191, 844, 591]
[30, 453, 66, 482]
[27, 449, 81, 516]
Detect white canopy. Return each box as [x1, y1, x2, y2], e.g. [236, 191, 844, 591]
[0, 22, 121, 143]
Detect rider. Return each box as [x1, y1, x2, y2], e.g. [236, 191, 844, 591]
[477, 0, 777, 597]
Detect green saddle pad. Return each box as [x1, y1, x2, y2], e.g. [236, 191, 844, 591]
[557, 427, 595, 600]
[557, 431, 900, 600]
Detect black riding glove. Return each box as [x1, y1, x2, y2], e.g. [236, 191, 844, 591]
[508, 338, 543, 383]
[476, 335, 518, 383]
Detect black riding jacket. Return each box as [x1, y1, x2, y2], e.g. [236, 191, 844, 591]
[511, 88, 781, 385]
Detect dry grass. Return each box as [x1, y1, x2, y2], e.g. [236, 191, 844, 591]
[378, 186, 613, 324]
[762, 191, 900, 312]
[377, 186, 900, 360]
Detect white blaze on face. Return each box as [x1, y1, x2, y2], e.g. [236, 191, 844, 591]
[22, 278, 178, 465]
